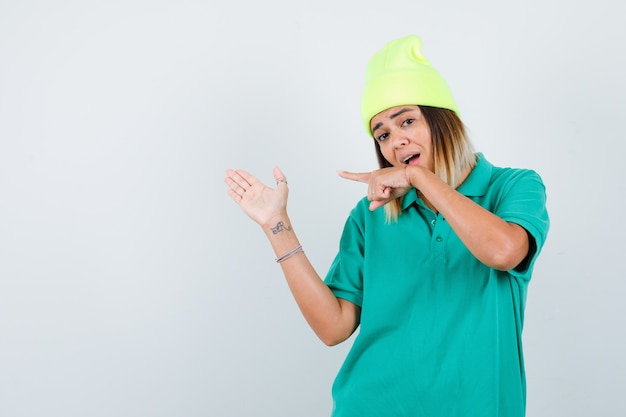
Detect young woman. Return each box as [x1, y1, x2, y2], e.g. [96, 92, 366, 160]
[224, 34, 549, 417]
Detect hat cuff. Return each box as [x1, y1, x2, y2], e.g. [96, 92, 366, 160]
[360, 71, 458, 135]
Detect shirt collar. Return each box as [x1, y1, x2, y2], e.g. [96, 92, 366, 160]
[401, 153, 492, 211]
[456, 153, 492, 197]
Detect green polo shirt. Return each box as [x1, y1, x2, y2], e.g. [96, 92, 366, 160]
[324, 154, 549, 417]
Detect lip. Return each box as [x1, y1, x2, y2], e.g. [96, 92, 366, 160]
[400, 152, 421, 165]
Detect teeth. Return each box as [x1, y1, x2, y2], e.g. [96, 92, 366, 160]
[403, 154, 418, 164]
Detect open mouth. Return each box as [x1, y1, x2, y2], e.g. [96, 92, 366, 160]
[403, 154, 420, 164]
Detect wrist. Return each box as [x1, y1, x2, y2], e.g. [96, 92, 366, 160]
[261, 213, 292, 234]
[404, 165, 414, 187]
[404, 164, 429, 188]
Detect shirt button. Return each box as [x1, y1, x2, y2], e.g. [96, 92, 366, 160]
[435, 236, 443, 242]
[430, 219, 436, 227]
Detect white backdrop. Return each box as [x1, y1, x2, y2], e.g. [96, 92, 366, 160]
[1, 1, 624, 416]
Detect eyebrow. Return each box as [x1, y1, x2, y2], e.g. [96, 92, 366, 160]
[371, 108, 414, 134]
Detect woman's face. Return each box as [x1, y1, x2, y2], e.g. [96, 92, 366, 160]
[370, 105, 434, 172]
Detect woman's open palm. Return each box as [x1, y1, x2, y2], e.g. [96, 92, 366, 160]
[224, 166, 289, 226]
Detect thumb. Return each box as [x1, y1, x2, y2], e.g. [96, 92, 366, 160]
[273, 166, 288, 187]
[369, 200, 387, 211]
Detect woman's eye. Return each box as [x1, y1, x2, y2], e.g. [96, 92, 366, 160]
[377, 132, 389, 142]
[402, 118, 415, 127]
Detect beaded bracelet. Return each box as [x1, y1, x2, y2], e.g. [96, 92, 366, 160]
[275, 245, 304, 263]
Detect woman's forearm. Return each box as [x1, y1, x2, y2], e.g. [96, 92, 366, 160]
[224, 168, 360, 344]
[408, 167, 529, 271]
[261, 214, 360, 346]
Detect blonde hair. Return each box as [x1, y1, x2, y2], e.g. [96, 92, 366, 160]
[373, 106, 476, 223]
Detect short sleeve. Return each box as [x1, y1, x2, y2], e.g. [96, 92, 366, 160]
[495, 169, 550, 280]
[324, 211, 366, 307]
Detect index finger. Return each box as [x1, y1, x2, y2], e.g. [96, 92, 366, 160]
[337, 170, 371, 184]
[225, 169, 255, 188]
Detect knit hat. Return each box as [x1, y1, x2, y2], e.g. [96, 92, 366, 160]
[360, 35, 459, 135]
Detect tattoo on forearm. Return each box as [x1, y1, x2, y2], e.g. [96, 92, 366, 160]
[271, 221, 292, 235]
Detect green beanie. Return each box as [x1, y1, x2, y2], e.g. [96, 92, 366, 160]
[360, 35, 459, 136]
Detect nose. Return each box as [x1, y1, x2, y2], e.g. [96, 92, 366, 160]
[390, 131, 408, 148]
